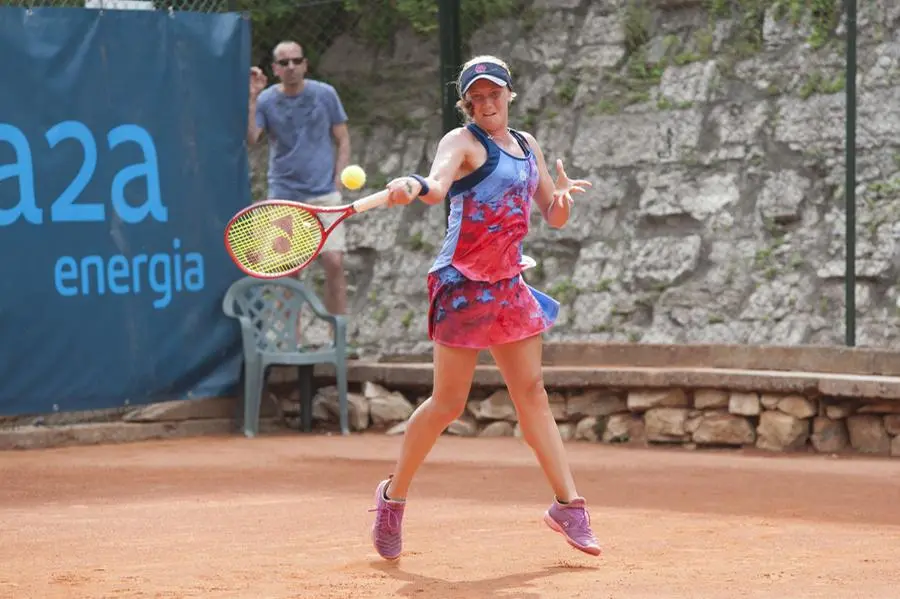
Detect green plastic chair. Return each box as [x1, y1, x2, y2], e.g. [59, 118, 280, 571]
[222, 276, 349, 437]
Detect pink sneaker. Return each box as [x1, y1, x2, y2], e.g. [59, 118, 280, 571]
[369, 477, 405, 560]
[543, 497, 602, 556]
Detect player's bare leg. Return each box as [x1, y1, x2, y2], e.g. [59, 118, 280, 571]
[386, 343, 478, 498]
[293, 251, 346, 345]
[318, 250, 347, 315]
[489, 334, 576, 500]
[370, 343, 479, 560]
[489, 333, 602, 556]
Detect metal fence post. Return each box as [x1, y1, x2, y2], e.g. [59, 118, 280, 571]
[438, 0, 461, 224]
[845, 0, 857, 347]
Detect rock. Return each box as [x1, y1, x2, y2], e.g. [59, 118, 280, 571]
[692, 413, 755, 446]
[685, 413, 703, 435]
[362, 381, 392, 399]
[739, 276, 812, 324]
[892, 436, 900, 458]
[757, 170, 810, 223]
[572, 109, 704, 169]
[469, 389, 517, 422]
[123, 396, 245, 422]
[464, 399, 480, 418]
[549, 399, 568, 421]
[638, 171, 739, 221]
[570, 292, 616, 332]
[280, 396, 301, 416]
[315, 387, 370, 431]
[574, 416, 599, 442]
[856, 402, 900, 415]
[231, 1, 900, 357]
[710, 101, 769, 146]
[566, 391, 627, 418]
[846, 415, 891, 454]
[479, 421, 515, 438]
[627, 389, 689, 412]
[729, 392, 761, 416]
[659, 60, 719, 105]
[777, 396, 817, 419]
[601, 413, 644, 443]
[644, 408, 690, 442]
[824, 400, 857, 419]
[267, 367, 298, 384]
[810, 417, 849, 454]
[0, 419, 283, 451]
[626, 235, 704, 289]
[884, 414, 900, 436]
[694, 389, 729, 410]
[445, 416, 478, 437]
[548, 391, 566, 405]
[312, 397, 331, 421]
[368, 390, 415, 426]
[756, 411, 809, 452]
[385, 420, 408, 436]
[557, 422, 575, 441]
[759, 394, 782, 410]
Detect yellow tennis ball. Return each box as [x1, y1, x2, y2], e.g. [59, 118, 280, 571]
[340, 164, 366, 190]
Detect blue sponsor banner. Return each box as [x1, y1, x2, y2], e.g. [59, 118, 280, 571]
[0, 7, 251, 414]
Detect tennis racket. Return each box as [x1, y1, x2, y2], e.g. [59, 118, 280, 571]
[224, 189, 389, 279]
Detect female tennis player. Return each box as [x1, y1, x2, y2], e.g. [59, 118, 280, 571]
[370, 55, 600, 560]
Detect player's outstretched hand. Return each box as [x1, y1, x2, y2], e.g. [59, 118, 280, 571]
[552, 159, 592, 209]
[385, 176, 422, 207]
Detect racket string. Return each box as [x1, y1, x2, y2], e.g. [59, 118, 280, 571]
[227, 204, 323, 276]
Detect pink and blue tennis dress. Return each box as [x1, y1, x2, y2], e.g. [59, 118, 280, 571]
[426, 123, 560, 349]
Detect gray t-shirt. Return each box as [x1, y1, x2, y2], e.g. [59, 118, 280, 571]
[255, 79, 348, 201]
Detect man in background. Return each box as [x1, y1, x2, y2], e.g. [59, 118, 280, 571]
[247, 40, 352, 316]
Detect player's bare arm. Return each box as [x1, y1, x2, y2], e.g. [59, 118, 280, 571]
[332, 123, 351, 188]
[420, 128, 472, 204]
[385, 127, 469, 207]
[247, 67, 267, 145]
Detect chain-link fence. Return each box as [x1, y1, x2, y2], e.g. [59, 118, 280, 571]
[227, 0, 876, 349]
[234, 0, 531, 134]
[1, 0, 231, 10]
[4, 0, 874, 349]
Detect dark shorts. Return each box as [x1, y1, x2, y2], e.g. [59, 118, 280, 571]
[426, 266, 559, 349]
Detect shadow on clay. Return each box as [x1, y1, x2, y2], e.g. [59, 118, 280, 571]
[369, 560, 600, 598]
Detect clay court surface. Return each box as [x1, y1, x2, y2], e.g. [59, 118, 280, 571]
[1, 433, 898, 599]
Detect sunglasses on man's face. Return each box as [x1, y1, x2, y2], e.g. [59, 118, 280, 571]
[276, 57, 305, 67]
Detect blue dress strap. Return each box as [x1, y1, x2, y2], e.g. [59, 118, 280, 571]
[466, 123, 492, 148]
[508, 128, 532, 156]
[449, 123, 501, 196]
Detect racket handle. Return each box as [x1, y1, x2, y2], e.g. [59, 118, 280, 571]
[352, 189, 390, 213]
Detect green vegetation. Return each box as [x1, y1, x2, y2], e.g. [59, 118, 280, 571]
[237, 0, 525, 67]
[343, 0, 521, 40]
[702, 0, 839, 54]
[623, 0, 653, 54]
[753, 233, 787, 281]
[407, 231, 436, 253]
[770, 0, 840, 50]
[797, 71, 845, 99]
[587, 0, 843, 114]
[547, 279, 579, 305]
[556, 78, 579, 105]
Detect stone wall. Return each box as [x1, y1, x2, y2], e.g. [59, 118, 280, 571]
[3, 380, 897, 456]
[249, 0, 900, 357]
[300, 382, 900, 457]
